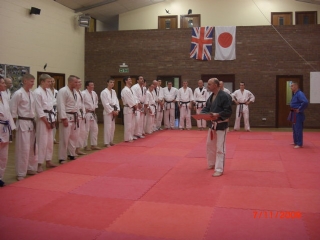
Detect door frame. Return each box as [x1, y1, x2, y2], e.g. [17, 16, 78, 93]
[37, 72, 65, 90]
[276, 75, 303, 128]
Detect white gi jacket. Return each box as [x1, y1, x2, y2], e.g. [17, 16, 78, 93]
[146, 90, 156, 115]
[163, 87, 177, 109]
[121, 86, 137, 115]
[10, 87, 36, 131]
[193, 87, 210, 108]
[131, 83, 146, 105]
[57, 86, 78, 122]
[0, 91, 16, 142]
[34, 86, 55, 123]
[100, 88, 120, 115]
[177, 87, 194, 106]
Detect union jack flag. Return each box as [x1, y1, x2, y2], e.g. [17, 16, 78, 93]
[190, 26, 214, 61]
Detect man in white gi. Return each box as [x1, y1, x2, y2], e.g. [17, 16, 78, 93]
[219, 81, 231, 95]
[0, 76, 16, 186]
[155, 79, 164, 130]
[177, 81, 194, 130]
[74, 78, 86, 155]
[57, 75, 79, 163]
[101, 78, 120, 147]
[10, 74, 37, 181]
[201, 78, 232, 177]
[194, 80, 210, 130]
[82, 80, 101, 150]
[121, 76, 137, 142]
[50, 78, 59, 144]
[3, 77, 13, 100]
[131, 76, 146, 139]
[34, 74, 57, 173]
[145, 83, 156, 134]
[163, 82, 177, 130]
[232, 82, 255, 131]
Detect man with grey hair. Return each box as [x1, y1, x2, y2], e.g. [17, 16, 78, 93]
[0, 76, 16, 186]
[34, 74, 57, 172]
[57, 75, 79, 163]
[201, 78, 232, 177]
[10, 73, 37, 181]
[3, 78, 13, 100]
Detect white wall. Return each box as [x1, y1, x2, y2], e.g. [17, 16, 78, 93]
[119, 0, 320, 30]
[0, 0, 85, 86]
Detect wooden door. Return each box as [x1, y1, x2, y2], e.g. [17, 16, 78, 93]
[271, 12, 292, 25]
[37, 72, 65, 90]
[112, 77, 137, 124]
[180, 14, 201, 28]
[295, 11, 317, 25]
[158, 16, 178, 29]
[276, 76, 302, 127]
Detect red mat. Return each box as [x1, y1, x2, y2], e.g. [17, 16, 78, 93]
[1, 131, 319, 240]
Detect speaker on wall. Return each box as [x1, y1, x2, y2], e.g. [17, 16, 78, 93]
[30, 7, 41, 15]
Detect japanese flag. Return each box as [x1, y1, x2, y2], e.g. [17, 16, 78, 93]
[214, 26, 236, 60]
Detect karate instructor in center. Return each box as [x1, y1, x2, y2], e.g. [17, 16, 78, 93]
[201, 78, 232, 177]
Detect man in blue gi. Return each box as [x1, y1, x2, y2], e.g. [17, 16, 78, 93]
[288, 82, 308, 149]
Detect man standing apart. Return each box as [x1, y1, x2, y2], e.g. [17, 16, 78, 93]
[163, 82, 177, 130]
[121, 76, 137, 142]
[177, 81, 194, 130]
[232, 82, 255, 131]
[82, 80, 101, 150]
[34, 74, 57, 173]
[288, 82, 308, 149]
[10, 74, 37, 180]
[57, 75, 79, 164]
[201, 78, 232, 177]
[155, 79, 164, 130]
[194, 80, 210, 130]
[101, 78, 120, 147]
[131, 76, 146, 139]
[0, 76, 16, 186]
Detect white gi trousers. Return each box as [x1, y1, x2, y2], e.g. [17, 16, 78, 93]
[103, 112, 115, 145]
[179, 104, 191, 129]
[123, 107, 135, 141]
[78, 119, 86, 148]
[58, 121, 77, 159]
[146, 112, 155, 134]
[134, 111, 144, 137]
[85, 114, 98, 146]
[156, 109, 163, 129]
[36, 120, 53, 163]
[196, 108, 206, 128]
[0, 143, 9, 180]
[234, 104, 250, 131]
[206, 129, 227, 173]
[15, 129, 37, 177]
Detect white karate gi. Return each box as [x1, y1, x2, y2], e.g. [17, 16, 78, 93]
[34, 86, 55, 164]
[57, 86, 78, 160]
[194, 87, 210, 128]
[51, 88, 58, 142]
[10, 87, 38, 177]
[75, 90, 86, 149]
[82, 89, 99, 147]
[155, 86, 164, 129]
[223, 88, 231, 95]
[177, 87, 194, 129]
[145, 90, 156, 134]
[0, 91, 16, 180]
[121, 86, 137, 141]
[131, 83, 146, 137]
[163, 87, 178, 129]
[231, 89, 255, 131]
[101, 88, 120, 145]
[2, 89, 11, 101]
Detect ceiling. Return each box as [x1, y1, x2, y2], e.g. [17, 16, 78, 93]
[55, 0, 165, 23]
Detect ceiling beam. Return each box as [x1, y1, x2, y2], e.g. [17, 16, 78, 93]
[74, 0, 117, 13]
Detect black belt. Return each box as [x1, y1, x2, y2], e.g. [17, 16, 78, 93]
[86, 110, 97, 121]
[66, 112, 79, 130]
[110, 105, 118, 121]
[165, 100, 174, 110]
[0, 120, 13, 142]
[180, 101, 190, 112]
[18, 116, 36, 154]
[196, 101, 206, 109]
[44, 110, 55, 128]
[124, 105, 135, 114]
[238, 103, 245, 117]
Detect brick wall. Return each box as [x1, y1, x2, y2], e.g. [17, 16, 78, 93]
[85, 25, 320, 128]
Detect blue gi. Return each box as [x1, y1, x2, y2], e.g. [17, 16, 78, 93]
[289, 90, 308, 147]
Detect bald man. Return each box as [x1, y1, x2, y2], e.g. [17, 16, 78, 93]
[3, 78, 13, 100]
[219, 81, 231, 95]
